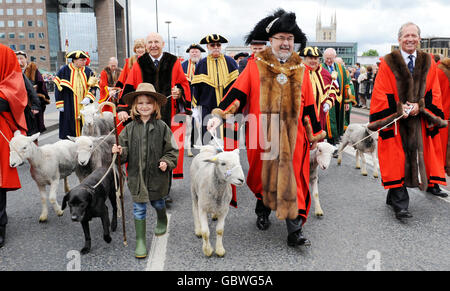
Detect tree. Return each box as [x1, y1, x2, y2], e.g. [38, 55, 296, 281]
[362, 49, 379, 56]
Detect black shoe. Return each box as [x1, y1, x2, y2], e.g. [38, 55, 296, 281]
[332, 149, 338, 159]
[395, 209, 413, 220]
[256, 215, 270, 231]
[426, 185, 449, 198]
[287, 229, 311, 247]
[0, 226, 5, 248]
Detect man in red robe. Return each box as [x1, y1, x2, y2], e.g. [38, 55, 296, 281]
[0, 44, 28, 248]
[118, 32, 191, 206]
[368, 22, 447, 221]
[99, 57, 122, 104]
[208, 9, 325, 247]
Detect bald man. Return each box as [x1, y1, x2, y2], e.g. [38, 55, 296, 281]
[99, 57, 122, 103]
[119, 32, 191, 206]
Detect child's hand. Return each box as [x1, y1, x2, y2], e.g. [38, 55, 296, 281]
[112, 144, 122, 155]
[159, 161, 168, 172]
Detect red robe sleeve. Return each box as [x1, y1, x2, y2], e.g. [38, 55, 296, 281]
[99, 69, 108, 103]
[116, 58, 130, 89]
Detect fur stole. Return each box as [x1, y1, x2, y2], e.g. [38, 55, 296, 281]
[256, 48, 305, 220]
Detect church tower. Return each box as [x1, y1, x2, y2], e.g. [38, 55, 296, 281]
[316, 11, 337, 42]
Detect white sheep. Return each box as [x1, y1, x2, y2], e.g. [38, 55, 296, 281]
[337, 123, 379, 178]
[309, 142, 336, 217]
[190, 145, 245, 257]
[80, 103, 115, 137]
[9, 131, 80, 222]
[68, 135, 116, 181]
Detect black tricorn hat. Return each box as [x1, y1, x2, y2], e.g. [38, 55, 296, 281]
[200, 34, 228, 44]
[245, 8, 307, 50]
[299, 46, 322, 57]
[234, 52, 249, 60]
[186, 43, 206, 53]
[66, 50, 90, 59]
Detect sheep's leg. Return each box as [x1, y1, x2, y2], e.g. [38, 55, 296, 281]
[355, 150, 361, 169]
[360, 151, 368, 176]
[310, 171, 323, 216]
[38, 184, 48, 223]
[64, 177, 70, 193]
[199, 208, 213, 257]
[49, 180, 64, 217]
[215, 210, 228, 257]
[337, 140, 348, 165]
[372, 151, 379, 178]
[191, 190, 201, 238]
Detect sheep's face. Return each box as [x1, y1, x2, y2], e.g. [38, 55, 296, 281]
[73, 136, 94, 166]
[315, 142, 336, 170]
[9, 131, 39, 167]
[80, 104, 98, 125]
[207, 149, 245, 186]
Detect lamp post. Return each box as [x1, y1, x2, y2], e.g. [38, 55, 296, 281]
[155, 0, 159, 32]
[165, 21, 172, 53]
[172, 36, 177, 56]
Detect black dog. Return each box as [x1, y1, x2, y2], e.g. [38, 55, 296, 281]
[62, 167, 118, 255]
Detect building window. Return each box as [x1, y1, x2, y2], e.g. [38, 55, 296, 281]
[6, 0, 13, 3]
[19, 44, 26, 50]
[26, 0, 32, 3]
[0, 21, 4, 27]
[38, 32, 45, 39]
[8, 21, 14, 27]
[18, 32, 25, 38]
[16, 9, 23, 15]
[40, 56, 46, 61]
[39, 44, 45, 49]
[16, 0, 23, 3]
[37, 20, 43, 27]
[28, 21, 33, 27]
[0, 33, 5, 39]
[29, 33, 35, 38]
[26, 9, 33, 16]
[7, 9, 14, 16]
[0, 9, 3, 15]
[10, 44, 16, 50]
[36, 9, 43, 15]
[17, 20, 24, 27]
[29, 44, 36, 50]
[30, 56, 36, 62]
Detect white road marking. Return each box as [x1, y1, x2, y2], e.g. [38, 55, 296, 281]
[146, 213, 171, 271]
[342, 147, 450, 204]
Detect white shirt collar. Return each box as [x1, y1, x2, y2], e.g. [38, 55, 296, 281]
[150, 53, 163, 62]
[401, 49, 417, 64]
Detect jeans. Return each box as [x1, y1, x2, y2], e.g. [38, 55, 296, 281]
[133, 199, 166, 220]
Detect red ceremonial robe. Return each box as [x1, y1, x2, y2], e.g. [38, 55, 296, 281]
[437, 58, 450, 174]
[0, 44, 27, 190]
[122, 53, 191, 179]
[368, 50, 446, 190]
[213, 49, 325, 224]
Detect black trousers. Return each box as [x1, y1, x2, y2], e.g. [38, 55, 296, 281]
[387, 186, 409, 212]
[0, 189, 7, 227]
[255, 198, 303, 235]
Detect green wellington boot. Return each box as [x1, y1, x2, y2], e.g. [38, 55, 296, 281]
[154, 208, 168, 236]
[134, 219, 147, 259]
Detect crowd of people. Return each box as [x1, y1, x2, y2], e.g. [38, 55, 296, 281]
[0, 9, 449, 263]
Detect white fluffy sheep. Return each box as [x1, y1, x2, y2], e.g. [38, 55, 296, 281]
[337, 123, 379, 178]
[190, 145, 245, 257]
[80, 103, 115, 137]
[9, 131, 80, 222]
[309, 142, 337, 217]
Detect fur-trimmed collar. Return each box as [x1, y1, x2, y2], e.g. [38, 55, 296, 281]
[438, 57, 450, 84]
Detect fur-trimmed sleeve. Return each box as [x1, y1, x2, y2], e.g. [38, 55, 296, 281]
[301, 70, 326, 143]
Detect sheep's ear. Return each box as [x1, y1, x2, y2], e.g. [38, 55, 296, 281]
[14, 130, 22, 137]
[29, 132, 40, 142]
[203, 155, 220, 164]
[67, 136, 77, 142]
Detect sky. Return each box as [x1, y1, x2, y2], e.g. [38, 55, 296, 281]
[130, 0, 450, 58]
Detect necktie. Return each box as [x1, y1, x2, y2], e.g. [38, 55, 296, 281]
[408, 55, 414, 74]
[154, 59, 159, 68]
[329, 65, 334, 73]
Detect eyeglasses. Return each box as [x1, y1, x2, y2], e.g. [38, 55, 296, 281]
[271, 36, 295, 42]
[208, 43, 222, 48]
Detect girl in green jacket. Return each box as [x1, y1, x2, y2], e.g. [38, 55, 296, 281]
[113, 83, 178, 259]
